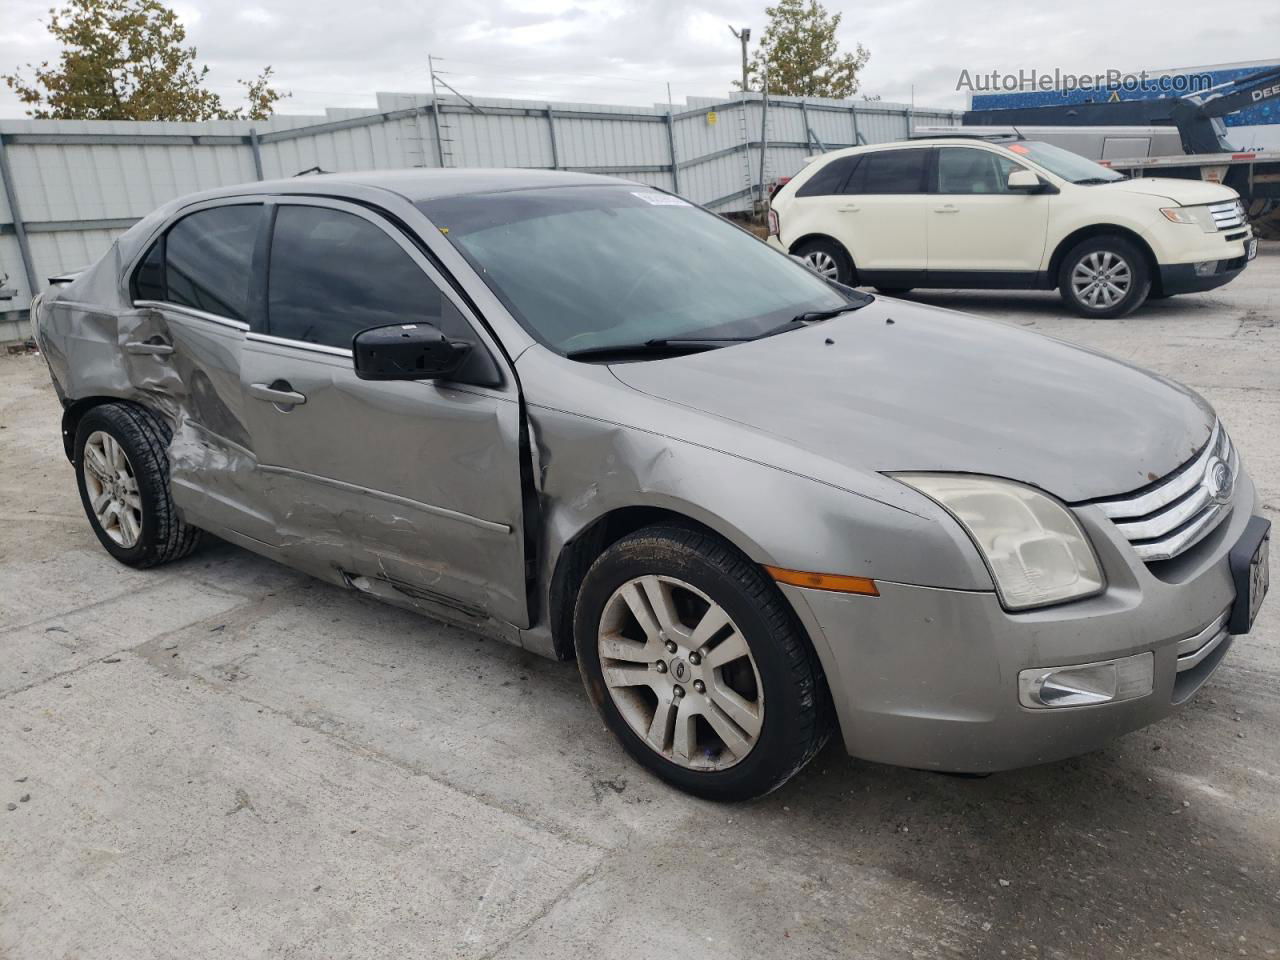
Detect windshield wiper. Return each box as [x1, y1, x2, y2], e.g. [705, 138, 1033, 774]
[1073, 176, 1125, 185]
[751, 302, 867, 340]
[564, 339, 737, 361]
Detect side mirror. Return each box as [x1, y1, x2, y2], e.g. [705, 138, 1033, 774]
[1007, 169, 1043, 192]
[352, 322, 472, 381]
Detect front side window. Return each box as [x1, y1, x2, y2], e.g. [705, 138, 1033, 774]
[163, 205, 262, 322]
[847, 149, 928, 195]
[936, 148, 1024, 194]
[419, 185, 852, 355]
[267, 205, 457, 350]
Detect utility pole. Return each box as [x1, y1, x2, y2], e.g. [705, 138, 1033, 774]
[728, 25, 751, 92]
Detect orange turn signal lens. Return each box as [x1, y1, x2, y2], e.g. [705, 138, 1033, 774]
[764, 566, 879, 596]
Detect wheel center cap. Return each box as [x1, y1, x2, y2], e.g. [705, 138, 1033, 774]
[669, 658, 691, 683]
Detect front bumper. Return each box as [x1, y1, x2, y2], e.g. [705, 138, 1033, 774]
[1159, 256, 1250, 295]
[784, 469, 1262, 772]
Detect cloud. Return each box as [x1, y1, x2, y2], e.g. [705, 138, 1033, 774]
[1, 0, 1275, 118]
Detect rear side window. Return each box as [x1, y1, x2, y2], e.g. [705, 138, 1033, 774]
[795, 156, 860, 197]
[846, 149, 928, 195]
[163, 205, 262, 322]
[267, 205, 450, 350]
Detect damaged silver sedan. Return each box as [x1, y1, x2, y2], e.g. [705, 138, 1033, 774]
[32, 170, 1270, 800]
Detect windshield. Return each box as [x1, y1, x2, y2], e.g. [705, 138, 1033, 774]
[418, 185, 852, 355]
[1003, 141, 1126, 184]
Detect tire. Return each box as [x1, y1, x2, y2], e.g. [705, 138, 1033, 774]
[1058, 235, 1151, 318]
[1247, 199, 1280, 241]
[574, 524, 832, 801]
[74, 402, 202, 568]
[874, 287, 914, 296]
[792, 237, 855, 285]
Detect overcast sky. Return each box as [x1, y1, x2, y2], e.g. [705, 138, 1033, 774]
[3, 0, 1277, 118]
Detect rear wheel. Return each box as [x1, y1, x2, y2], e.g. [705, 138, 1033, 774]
[792, 238, 855, 285]
[574, 525, 832, 801]
[1058, 236, 1151, 318]
[74, 403, 202, 568]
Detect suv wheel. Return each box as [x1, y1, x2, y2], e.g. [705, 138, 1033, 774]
[793, 238, 854, 285]
[574, 524, 832, 801]
[74, 403, 202, 568]
[1059, 236, 1151, 318]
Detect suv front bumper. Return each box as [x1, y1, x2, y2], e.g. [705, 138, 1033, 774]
[781, 469, 1263, 772]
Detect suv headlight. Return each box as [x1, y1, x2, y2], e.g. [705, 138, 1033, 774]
[895, 474, 1105, 611]
[1160, 206, 1216, 232]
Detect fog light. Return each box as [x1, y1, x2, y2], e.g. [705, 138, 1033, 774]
[1194, 260, 1219, 277]
[1018, 652, 1153, 709]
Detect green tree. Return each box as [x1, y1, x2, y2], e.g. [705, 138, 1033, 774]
[3, 0, 287, 121]
[737, 0, 870, 99]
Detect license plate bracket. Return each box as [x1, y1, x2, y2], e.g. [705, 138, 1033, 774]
[1228, 516, 1271, 634]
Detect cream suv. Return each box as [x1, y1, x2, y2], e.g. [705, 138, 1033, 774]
[767, 136, 1257, 317]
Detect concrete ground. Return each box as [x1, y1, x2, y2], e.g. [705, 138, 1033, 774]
[2, 246, 1278, 960]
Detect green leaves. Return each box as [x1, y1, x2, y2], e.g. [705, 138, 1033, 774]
[736, 0, 870, 99]
[3, 0, 288, 121]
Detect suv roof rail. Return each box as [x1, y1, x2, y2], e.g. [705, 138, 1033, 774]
[910, 125, 1023, 140]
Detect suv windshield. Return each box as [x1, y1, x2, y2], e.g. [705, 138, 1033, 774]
[1003, 141, 1127, 184]
[419, 185, 854, 356]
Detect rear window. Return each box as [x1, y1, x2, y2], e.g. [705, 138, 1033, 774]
[795, 156, 860, 197]
[846, 149, 928, 195]
[143, 205, 262, 322]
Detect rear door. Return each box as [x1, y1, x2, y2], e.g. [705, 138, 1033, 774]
[927, 146, 1050, 276]
[238, 198, 529, 627]
[128, 200, 276, 542]
[835, 147, 931, 277]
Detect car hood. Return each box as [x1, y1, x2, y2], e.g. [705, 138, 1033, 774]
[609, 301, 1214, 502]
[1096, 176, 1238, 206]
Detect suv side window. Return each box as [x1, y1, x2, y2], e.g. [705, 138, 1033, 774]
[846, 149, 928, 195]
[162, 205, 263, 322]
[267, 205, 462, 350]
[936, 147, 1023, 194]
[795, 156, 860, 197]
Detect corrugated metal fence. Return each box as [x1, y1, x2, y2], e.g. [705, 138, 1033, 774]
[0, 89, 959, 337]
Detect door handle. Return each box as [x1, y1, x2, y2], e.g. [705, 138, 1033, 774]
[837, 204, 860, 213]
[124, 339, 174, 356]
[934, 205, 960, 214]
[249, 382, 307, 407]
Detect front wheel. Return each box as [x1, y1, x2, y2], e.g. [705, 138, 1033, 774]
[74, 403, 202, 568]
[574, 524, 832, 801]
[1058, 236, 1151, 318]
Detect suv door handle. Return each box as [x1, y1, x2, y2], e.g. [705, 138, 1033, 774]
[124, 339, 174, 356]
[934, 204, 960, 214]
[249, 382, 307, 407]
[837, 204, 860, 213]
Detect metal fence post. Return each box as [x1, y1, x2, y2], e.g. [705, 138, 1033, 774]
[0, 133, 40, 303]
[850, 105, 863, 145]
[546, 106, 560, 170]
[248, 127, 265, 180]
[665, 111, 681, 194]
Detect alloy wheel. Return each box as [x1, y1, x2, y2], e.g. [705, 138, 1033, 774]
[82, 430, 143, 548]
[597, 574, 764, 771]
[1071, 250, 1132, 309]
[804, 250, 840, 280]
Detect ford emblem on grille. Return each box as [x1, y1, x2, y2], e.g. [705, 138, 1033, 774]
[1206, 456, 1234, 504]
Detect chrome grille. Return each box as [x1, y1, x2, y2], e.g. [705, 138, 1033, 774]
[1207, 199, 1245, 231]
[1093, 421, 1238, 562]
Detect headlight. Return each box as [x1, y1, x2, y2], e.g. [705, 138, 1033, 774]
[1160, 206, 1216, 232]
[895, 474, 1104, 611]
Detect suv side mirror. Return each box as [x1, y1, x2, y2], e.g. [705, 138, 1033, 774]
[1007, 169, 1043, 192]
[352, 322, 472, 381]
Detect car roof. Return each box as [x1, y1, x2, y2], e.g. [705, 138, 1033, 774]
[198, 167, 633, 204]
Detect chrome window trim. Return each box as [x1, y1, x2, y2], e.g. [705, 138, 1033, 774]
[133, 299, 249, 331]
[245, 331, 351, 358]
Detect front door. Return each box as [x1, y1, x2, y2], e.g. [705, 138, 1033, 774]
[239, 198, 529, 627]
[927, 146, 1050, 276]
